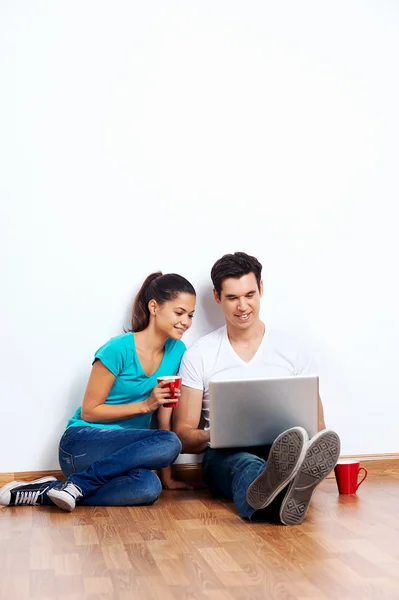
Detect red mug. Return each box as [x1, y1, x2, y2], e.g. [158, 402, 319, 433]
[157, 376, 182, 408]
[334, 460, 368, 494]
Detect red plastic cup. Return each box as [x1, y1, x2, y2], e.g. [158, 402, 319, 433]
[334, 460, 368, 494]
[157, 376, 182, 408]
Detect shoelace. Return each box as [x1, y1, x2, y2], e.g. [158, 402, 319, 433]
[15, 489, 42, 505]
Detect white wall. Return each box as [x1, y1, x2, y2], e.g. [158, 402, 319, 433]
[1, 1, 398, 471]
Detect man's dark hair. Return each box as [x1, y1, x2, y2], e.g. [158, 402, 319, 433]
[211, 252, 263, 297]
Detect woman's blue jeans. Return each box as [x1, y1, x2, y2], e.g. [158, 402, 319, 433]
[51, 426, 181, 506]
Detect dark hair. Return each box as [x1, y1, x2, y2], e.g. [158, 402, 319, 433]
[131, 272, 196, 332]
[211, 252, 262, 297]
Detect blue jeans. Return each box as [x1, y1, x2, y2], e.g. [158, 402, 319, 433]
[48, 426, 181, 506]
[202, 446, 284, 522]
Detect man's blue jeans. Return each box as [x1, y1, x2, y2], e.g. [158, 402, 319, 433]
[48, 426, 182, 506]
[202, 445, 283, 522]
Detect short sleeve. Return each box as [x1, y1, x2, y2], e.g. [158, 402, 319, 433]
[179, 344, 204, 391]
[93, 335, 129, 377]
[294, 343, 318, 376]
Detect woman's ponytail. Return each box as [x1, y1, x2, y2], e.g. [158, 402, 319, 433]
[131, 272, 162, 332]
[130, 271, 196, 332]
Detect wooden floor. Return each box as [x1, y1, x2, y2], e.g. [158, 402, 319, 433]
[1, 475, 399, 600]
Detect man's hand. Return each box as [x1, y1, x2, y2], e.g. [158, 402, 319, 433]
[173, 385, 210, 454]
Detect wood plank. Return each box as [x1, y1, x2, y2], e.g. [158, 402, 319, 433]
[0, 475, 398, 599]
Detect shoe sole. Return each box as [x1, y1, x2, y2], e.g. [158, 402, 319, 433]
[0, 476, 57, 506]
[246, 427, 309, 510]
[279, 430, 341, 526]
[47, 488, 76, 512]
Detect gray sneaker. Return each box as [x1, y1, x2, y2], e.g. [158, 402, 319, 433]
[47, 481, 83, 512]
[279, 429, 340, 526]
[246, 427, 309, 510]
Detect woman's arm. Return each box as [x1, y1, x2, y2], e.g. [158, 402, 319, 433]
[157, 401, 193, 490]
[80, 361, 170, 422]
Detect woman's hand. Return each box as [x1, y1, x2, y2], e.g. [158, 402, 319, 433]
[143, 382, 178, 413]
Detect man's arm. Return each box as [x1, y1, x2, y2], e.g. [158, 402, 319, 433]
[173, 385, 210, 454]
[318, 395, 326, 431]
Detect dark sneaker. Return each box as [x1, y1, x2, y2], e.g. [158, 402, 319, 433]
[0, 476, 57, 506]
[279, 429, 340, 526]
[47, 481, 83, 512]
[246, 427, 309, 510]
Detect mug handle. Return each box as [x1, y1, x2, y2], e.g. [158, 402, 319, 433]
[356, 467, 368, 489]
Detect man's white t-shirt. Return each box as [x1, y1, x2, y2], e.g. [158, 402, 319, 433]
[179, 325, 317, 430]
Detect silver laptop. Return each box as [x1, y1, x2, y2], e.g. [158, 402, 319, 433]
[209, 375, 319, 448]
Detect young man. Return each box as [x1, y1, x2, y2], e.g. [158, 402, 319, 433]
[173, 252, 340, 525]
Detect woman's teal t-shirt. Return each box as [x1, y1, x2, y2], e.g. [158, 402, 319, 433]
[66, 333, 186, 430]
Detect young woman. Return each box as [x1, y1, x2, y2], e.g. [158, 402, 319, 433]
[0, 272, 196, 511]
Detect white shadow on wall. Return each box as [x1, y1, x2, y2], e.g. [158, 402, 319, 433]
[198, 283, 225, 332]
[39, 370, 91, 470]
